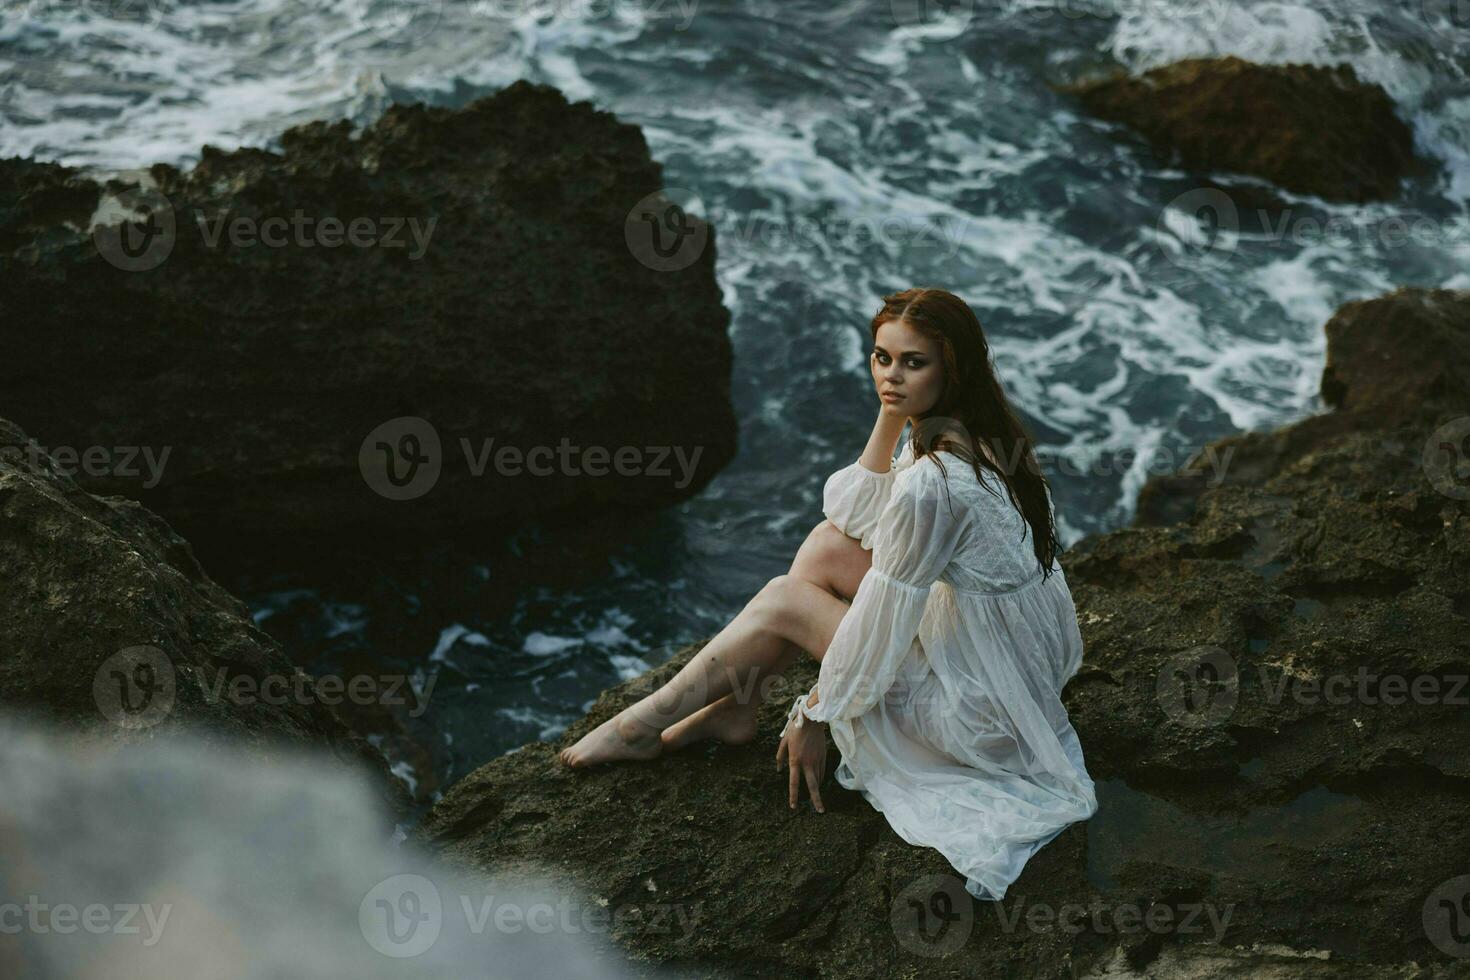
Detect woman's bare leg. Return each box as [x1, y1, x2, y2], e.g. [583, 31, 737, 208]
[558, 521, 871, 767]
[659, 521, 874, 750]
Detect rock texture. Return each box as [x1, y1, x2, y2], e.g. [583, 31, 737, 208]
[0, 415, 408, 819]
[1057, 56, 1428, 203]
[0, 80, 736, 572]
[416, 287, 1470, 976]
[1136, 287, 1470, 526]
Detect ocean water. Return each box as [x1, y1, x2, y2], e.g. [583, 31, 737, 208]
[5, 0, 1468, 803]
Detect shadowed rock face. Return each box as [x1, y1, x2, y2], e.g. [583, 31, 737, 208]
[1058, 56, 1429, 204]
[0, 416, 408, 820]
[0, 80, 736, 572]
[415, 288, 1470, 976]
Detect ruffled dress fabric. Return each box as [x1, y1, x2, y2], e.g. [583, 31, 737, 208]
[805, 440, 1098, 902]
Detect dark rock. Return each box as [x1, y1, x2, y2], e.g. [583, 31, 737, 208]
[0, 415, 408, 820]
[1136, 287, 1470, 525]
[0, 80, 736, 572]
[1057, 56, 1430, 203]
[419, 652, 1094, 977]
[416, 287, 1470, 974]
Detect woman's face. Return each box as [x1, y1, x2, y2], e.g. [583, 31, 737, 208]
[871, 318, 944, 418]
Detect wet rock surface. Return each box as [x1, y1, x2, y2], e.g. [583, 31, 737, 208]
[415, 287, 1470, 976]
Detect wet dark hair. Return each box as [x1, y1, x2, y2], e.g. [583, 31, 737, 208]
[870, 286, 1061, 579]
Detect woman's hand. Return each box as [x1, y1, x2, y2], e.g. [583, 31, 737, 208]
[880, 396, 910, 420]
[776, 719, 828, 813]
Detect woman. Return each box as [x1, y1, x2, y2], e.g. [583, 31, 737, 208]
[559, 286, 1098, 902]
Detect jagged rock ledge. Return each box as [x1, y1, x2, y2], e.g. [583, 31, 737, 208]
[0, 415, 408, 821]
[0, 80, 736, 573]
[415, 287, 1470, 977]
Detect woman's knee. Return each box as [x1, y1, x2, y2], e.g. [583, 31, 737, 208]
[811, 518, 853, 551]
[791, 520, 854, 575]
[752, 573, 793, 609]
[751, 574, 837, 656]
[790, 520, 870, 600]
[750, 574, 802, 631]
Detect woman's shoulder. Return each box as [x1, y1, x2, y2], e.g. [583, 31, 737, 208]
[900, 446, 1018, 503]
[897, 448, 980, 494]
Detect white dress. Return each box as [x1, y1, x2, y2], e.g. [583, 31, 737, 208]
[803, 438, 1099, 902]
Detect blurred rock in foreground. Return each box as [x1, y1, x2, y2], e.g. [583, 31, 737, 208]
[0, 714, 682, 980]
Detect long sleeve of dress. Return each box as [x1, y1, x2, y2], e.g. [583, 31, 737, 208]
[806, 459, 969, 724]
[822, 456, 899, 551]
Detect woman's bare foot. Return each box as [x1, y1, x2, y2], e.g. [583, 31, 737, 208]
[660, 693, 759, 752]
[559, 709, 664, 768]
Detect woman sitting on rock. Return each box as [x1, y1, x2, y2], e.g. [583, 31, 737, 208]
[560, 286, 1099, 902]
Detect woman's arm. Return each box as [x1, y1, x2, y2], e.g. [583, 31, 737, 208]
[858, 405, 907, 474]
[805, 457, 969, 724]
[822, 409, 908, 549]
